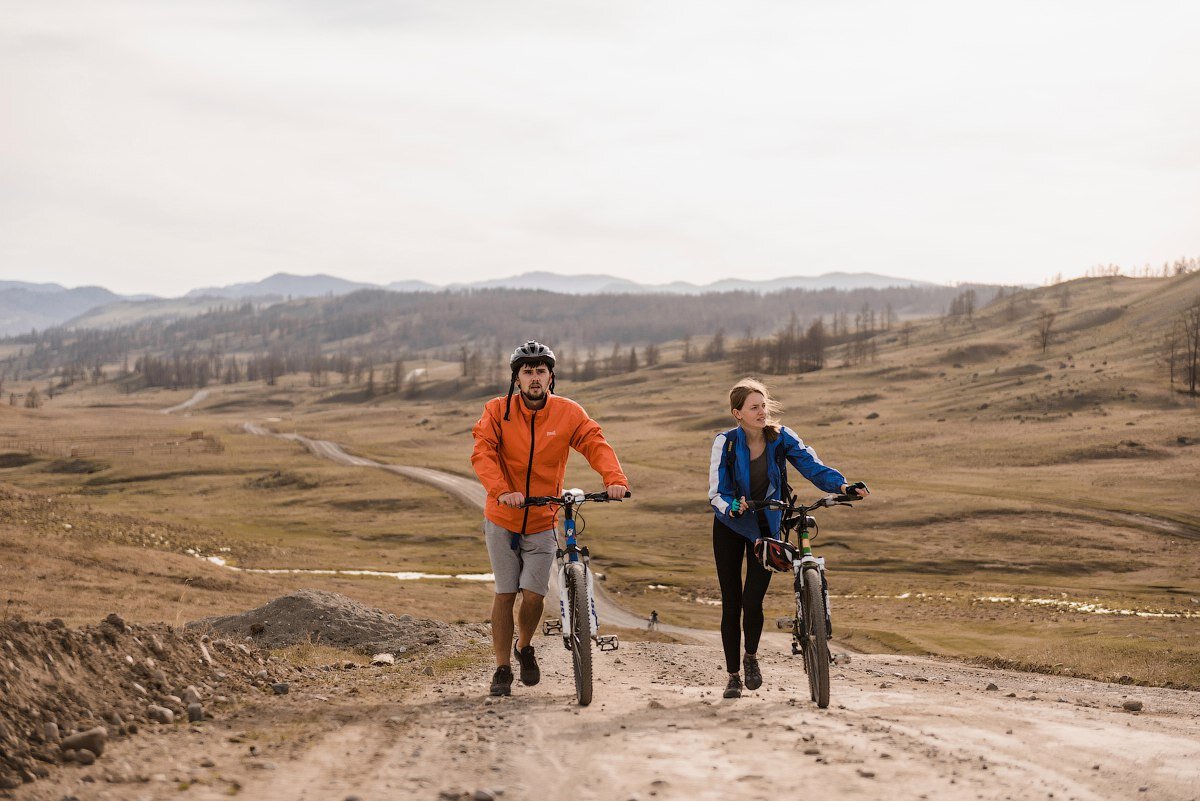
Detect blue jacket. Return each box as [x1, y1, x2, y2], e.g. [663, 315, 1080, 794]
[709, 425, 846, 542]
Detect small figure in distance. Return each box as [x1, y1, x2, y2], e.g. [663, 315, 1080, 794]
[708, 378, 868, 700]
[647, 610, 659, 631]
[471, 340, 630, 697]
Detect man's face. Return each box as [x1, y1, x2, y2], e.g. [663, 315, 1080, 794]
[516, 362, 551, 401]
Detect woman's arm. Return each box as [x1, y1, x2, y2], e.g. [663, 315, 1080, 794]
[780, 426, 846, 494]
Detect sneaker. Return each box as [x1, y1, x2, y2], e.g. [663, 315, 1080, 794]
[723, 674, 743, 699]
[743, 654, 762, 690]
[513, 643, 541, 686]
[489, 664, 513, 696]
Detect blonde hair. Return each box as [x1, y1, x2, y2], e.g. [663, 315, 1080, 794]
[729, 378, 781, 439]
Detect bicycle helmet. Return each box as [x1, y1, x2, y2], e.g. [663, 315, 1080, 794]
[504, 340, 556, 419]
[509, 340, 555, 371]
[754, 537, 798, 573]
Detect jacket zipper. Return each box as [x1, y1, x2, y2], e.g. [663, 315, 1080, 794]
[519, 408, 537, 535]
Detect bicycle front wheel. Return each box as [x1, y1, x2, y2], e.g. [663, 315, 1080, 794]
[802, 566, 830, 708]
[566, 561, 593, 706]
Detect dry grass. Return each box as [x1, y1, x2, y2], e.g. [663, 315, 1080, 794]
[2, 274, 1199, 686]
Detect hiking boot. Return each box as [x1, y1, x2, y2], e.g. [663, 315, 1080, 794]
[723, 674, 743, 699]
[514, 643, 541, 686]
[489, 664, 513, 696]
[743, 654, 762, 690]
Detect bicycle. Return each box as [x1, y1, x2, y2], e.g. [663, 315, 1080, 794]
[743, 482, 866, 709]
[523, 488, 629, 706]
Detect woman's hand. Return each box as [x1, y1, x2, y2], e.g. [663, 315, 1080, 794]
[730, 496, 748, 517]
[840, 482, 870, 498]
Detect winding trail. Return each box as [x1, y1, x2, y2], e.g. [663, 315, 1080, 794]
[239, 422, 689, 637]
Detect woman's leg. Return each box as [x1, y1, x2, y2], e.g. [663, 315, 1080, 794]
[712, 519, 746, 674]
[741, 537, 773, 656]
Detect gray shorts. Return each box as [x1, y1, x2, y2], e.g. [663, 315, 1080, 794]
[484, 518, 556, 597]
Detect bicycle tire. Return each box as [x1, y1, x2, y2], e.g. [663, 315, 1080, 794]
[802, 566, 830, 708]
[566, 561, 593, 706]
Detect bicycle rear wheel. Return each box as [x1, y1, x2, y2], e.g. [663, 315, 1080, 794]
[566, 561, 593, 706]
[802, 566, 830, 708]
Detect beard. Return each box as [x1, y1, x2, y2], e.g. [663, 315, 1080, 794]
[520, 385, 546, 403]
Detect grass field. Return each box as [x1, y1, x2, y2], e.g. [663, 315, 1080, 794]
[2, 273, 1198, 687]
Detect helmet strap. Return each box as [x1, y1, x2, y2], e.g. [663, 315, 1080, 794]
[503, 375, 516, 420]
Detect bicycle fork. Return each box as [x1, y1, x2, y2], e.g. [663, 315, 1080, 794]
[791, 556, 832, 657]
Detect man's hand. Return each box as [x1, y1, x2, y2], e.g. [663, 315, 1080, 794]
[498, 491, 525, 507]
[606, 484, 628, 501]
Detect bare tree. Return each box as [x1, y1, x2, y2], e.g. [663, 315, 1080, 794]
[1181, 298, 1200, 395]
[1035, 310, 1056, 355]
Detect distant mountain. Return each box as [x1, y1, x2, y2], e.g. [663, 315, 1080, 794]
[0, 285, 123, 336]
[451, 270, 933, 295]
[185, 272, 377, 300]
[0, 270, 942, 336]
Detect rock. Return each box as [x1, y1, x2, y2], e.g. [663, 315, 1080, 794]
[272, 683, 290, 695]
[371, 653, 395, 666]
[149, 635, 167, 658]
[75, 748, 97, 766]
[44, 721, 60, 743]
[648, 700, 665, 709]
[183, 686, 202, 704]
[147, 705, 174, 724]
[1122, 700, 1143, 712]
[250, 623, 266, 635]
[62, 749, 77, 763]
[422, 666, 435, 676]
[985, 682, 999, 691]
[104, 613, 127, 631]
[200, 758, 216, 768]
[473, 790, 496, 801]
[187, 704, 204, 723]
[0, 773, 22, 789]
[61, 727, 108, 757]
[164, 694, 183, 707]
[107, 711, 123, 726]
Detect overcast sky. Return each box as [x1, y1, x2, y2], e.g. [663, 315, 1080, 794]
[3, 0, 1199, 297]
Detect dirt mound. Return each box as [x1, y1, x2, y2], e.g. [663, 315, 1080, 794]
[190, 590, 489, 657]
[0, 614, 271, 790]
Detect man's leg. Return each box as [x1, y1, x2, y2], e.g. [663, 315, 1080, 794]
[492, 592, 517, 665]
[516, 589, 544, 649]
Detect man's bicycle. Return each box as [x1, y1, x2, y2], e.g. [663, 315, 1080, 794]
[523, 488, 628, 706]
[744, 483, 865, 709]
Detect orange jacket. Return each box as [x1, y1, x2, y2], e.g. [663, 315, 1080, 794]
[471, 393, 629, 534]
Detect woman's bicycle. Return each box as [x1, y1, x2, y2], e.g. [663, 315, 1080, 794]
[743, 482, 865, 709]
[522, 488, 628, 706]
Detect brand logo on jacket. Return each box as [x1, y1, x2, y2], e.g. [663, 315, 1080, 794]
[545, 430, 557, 437]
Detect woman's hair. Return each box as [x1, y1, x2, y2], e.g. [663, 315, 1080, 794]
[729, 378, 781, 439]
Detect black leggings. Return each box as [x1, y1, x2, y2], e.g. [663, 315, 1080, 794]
[713, 518, 772, 674]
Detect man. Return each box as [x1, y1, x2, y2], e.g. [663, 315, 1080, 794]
[471, 340, 629, 696]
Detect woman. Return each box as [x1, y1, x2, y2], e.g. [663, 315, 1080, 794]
[708, 378, 868, 698]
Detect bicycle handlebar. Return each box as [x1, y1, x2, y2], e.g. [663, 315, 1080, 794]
[522, 489, 632, 507]
[741, 482, 868, 514]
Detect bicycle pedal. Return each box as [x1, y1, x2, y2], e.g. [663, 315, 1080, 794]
[542, 619, 563, 635]
[594, 634, 619, 652]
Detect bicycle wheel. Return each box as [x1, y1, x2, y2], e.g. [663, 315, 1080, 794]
[802, 567, 830, 708]
[566, 561, 593, 706]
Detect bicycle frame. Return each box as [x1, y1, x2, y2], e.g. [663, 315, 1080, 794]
[554, 496, 600, 646]
[788, 513, 832, 646]
[533, 489, 621, 653]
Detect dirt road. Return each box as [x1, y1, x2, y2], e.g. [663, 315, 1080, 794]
[17, 640, 1200, 801]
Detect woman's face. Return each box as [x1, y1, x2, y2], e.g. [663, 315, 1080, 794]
[733, 391, 768, 430]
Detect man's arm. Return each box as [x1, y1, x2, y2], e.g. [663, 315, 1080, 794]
[569, 414, 629, 494]
[470, 402, 515, 501]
